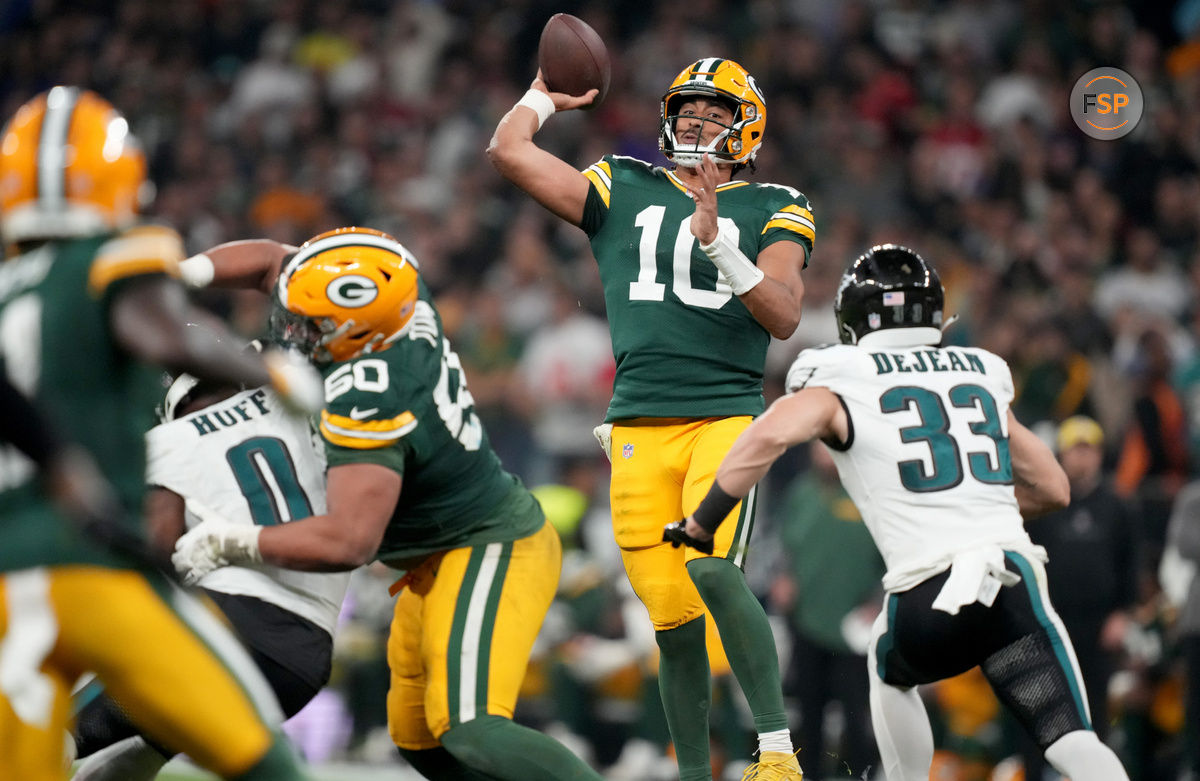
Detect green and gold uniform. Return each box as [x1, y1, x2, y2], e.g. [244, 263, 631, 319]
[315, 281, 559, 746]
[0, 227, 289, 781]
[579, 155, 815, 629]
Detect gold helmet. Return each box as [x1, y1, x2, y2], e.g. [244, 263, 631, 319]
[659, 58, 767, 168]
[0, 86, 149, 243]
[271, 227, 420, 364]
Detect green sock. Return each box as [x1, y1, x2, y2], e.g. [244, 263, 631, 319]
[230, 735, 307, 781]
[688, 557, 789, 734]
[655, 616, 713, 781]
[440, 714, 603, 781]
[397, 745, 500, 780]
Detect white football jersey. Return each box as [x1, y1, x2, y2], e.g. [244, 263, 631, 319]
[146, 386, 349, 635]
[785, 332, 1041, 592]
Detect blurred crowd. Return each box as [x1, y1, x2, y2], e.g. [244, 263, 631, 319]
[7, 0, 1200, 778]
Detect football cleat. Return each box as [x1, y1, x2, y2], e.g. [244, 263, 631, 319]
[659, 58, 766, 168]
[834, 244, 945, 345]
[271, 227, 420, 364]
[0, 86, 150, 243]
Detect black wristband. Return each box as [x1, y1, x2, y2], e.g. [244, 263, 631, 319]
[691, 481, 741, 534]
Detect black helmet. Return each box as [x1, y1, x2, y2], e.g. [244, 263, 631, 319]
[834, 244, 944, 345]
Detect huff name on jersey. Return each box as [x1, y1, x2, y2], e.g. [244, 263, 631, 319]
[186, 389, 272, 436]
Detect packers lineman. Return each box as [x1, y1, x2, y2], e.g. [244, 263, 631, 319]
[489, 59, 812, 778]
[0, 88, 319, 779]
[169, 228, 604, 781]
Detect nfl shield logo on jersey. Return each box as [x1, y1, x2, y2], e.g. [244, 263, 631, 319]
[622, 443, 634, 459]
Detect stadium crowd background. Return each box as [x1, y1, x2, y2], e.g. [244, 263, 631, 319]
[5, 0, 1200, 778]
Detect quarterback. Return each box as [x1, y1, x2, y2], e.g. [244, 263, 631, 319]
[666, 245, 1130, 780]
[489, 58, 811, 779]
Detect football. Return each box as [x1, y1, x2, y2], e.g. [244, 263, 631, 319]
[537, 13, 611, 109]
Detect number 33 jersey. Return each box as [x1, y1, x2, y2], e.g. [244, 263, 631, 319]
[317, 281, 544, 566]
[580, 155, 815, 421]
[146, 386, 349, 634]
[786, 341, 1038, 592]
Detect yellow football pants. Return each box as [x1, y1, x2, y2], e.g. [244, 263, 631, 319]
[387, 520, 562, 749]
[610, 417, 758, 633]
[0, 566, 281, 781]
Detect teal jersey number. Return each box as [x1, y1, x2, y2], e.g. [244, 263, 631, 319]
[225, 436, 313, 525]
[880, 383, 1012, 493]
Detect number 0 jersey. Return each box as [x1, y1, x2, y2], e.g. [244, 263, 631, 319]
[0, 227, 181, 572]
[785, 336, 1040, 592]
[581, 155, 814, 421]
[146, 387, 349, 635]
[317, 281, 543, 566]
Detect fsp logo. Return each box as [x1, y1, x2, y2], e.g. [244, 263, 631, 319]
[326, 275, 378, 307]
[1070, 67, 1143, 140]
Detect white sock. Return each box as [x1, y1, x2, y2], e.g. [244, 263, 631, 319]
[757, 727, 793, 754]
[72, 736, 170, 781]
[869, 679, 934, 780]
[1043, 730, 1129, 780]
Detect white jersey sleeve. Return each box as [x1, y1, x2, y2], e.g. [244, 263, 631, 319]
[146, 387, 349, 635]
[784, 343, 1039, 592]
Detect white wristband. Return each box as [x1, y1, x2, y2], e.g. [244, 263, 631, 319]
[178, 253, 215, 288]
[699, 226, 764, 295]
[515, 89, 556, 131]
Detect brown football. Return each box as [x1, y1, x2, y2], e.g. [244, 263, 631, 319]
[537, 13, 611, 109]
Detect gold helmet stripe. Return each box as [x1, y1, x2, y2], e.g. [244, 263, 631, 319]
[281, 231, 417, 307]
[37, 86, 80, 210]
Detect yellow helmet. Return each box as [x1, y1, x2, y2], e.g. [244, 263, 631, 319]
[0, 86, 149, 243]
[660, 58, 766, 168]
[271, 227, 420, 364]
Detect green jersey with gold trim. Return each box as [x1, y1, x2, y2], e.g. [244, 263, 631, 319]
[0, 226, 185, 572]
[319, 280, 543, 565]
[580, 155, 815, 421]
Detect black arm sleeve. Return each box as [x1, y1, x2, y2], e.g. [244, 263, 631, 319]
[0, 375, 65, 468]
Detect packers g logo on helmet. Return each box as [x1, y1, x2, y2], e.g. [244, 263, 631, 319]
[0, 86, 150, 244]
[271, 227, 420, 364]
[659, 58, 767, 168]
[326, 275, 379, 308]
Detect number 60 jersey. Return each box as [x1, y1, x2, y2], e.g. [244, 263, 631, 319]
[785, 339, 1040, 594]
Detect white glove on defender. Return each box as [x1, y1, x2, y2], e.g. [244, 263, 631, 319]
[172, 501, 262, 586]
[263, 347, 324, 416]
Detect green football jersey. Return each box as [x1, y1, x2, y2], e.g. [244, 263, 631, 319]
[319, 280, 543, 565]
[0, 226, 184, 572]
[580, 155, 815, 421]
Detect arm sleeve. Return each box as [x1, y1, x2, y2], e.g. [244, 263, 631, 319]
[0, 375, 64, 468]
[759, 190, 815, 266]
[579, 157, 613, 237]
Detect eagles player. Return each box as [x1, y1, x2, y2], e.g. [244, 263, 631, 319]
[0, 87, 319, 780]
[490, 58, 811, 778]
[665, 246, 1130, 780]
[170, 227, 604, 781]
[72, 366, 349, 781]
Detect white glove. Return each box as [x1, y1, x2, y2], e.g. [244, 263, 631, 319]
[592, 423, 613, 462]
[263, 347, 324, 416]
[172, 517, 262, 587]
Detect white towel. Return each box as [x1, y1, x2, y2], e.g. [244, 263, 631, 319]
[931, 547, 1020, 615]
